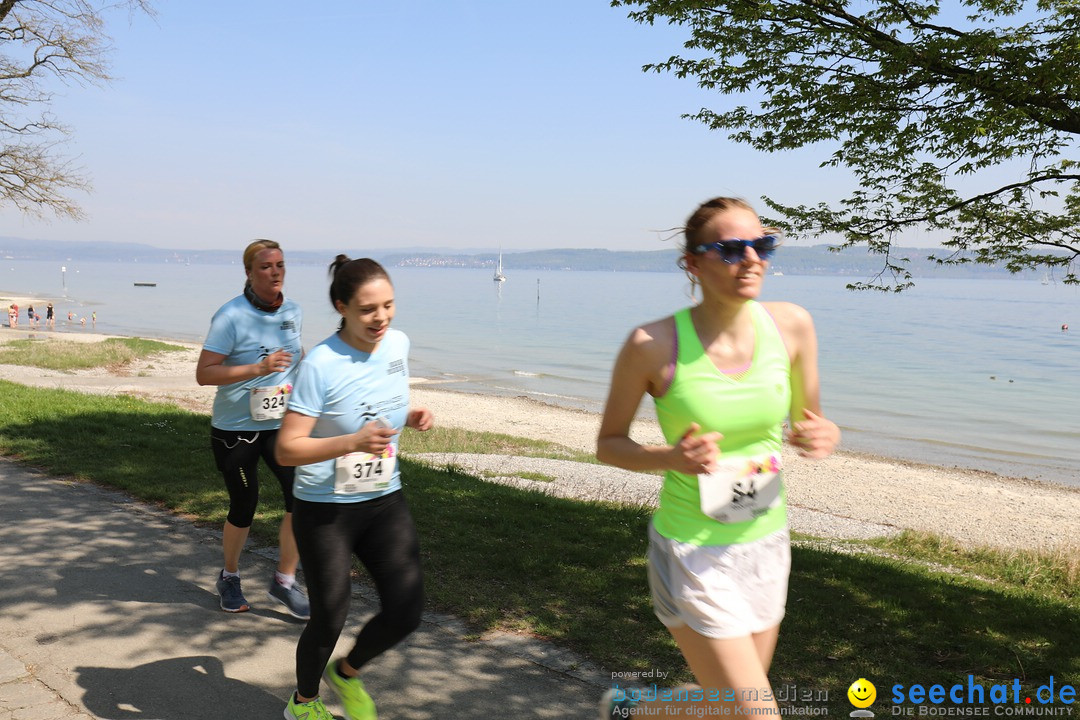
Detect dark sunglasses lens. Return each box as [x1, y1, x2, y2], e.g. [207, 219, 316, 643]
[754, 236, 778, 259]
[718, 242, 746, 263]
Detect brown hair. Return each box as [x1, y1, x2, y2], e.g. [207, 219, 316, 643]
[328, 255, 392, 328]
[242, 239, 282, 272]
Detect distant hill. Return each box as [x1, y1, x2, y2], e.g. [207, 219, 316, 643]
[382, 245, 1030, 279]
[0, 236, 1038, 279]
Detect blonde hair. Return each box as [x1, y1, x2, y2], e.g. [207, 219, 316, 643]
[676, 197, 779, 297]
[242, 239, 282, 272]
[681, 197, 758, 255]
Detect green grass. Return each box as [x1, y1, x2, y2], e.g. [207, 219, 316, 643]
[775, 540, 1077, 689]
[0, 378, 1075, 696]
[473, 468, 558, 483]
[871, 530, 1079, 599]
[0, 337, 185, 371]
[403, 423, 597, 463]
[515, 471, 557, 483]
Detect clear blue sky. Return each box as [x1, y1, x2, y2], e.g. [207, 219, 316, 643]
[1, 0, 849, 252]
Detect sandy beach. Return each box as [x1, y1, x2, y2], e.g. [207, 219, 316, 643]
[1, 303, 1077, 554]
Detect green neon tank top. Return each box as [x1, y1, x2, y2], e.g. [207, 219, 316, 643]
[652, 301, 791, 545]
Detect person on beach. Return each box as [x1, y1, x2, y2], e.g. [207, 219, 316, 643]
[195, 239, 309, 619]
[276, 256, 433, 720]
[26, 305, 35, 328]
[92, 311, 97, 329]
[45, 303, 54, 330]
[10, 303, 17, 327]
[596, 197, 840, 718]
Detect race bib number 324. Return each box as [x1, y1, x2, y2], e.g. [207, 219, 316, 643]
[250, 384, 291, 421]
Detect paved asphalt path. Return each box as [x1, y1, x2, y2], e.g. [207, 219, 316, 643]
[0, 459, 603, 719]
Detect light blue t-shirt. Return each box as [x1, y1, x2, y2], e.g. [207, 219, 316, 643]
[203, 294, 303, 431]
[288, 329, 411, 503]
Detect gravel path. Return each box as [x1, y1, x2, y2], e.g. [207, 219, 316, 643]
[411, 452, 900, 541]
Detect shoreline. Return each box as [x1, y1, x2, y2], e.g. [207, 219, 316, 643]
[0, 325, 1078, 552]
[6, 287, 1077, 487]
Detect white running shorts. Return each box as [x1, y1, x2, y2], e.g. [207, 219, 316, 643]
[648, 523, 791, 639]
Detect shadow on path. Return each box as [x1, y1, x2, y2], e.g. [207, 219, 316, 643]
[76, 655, 283, 719]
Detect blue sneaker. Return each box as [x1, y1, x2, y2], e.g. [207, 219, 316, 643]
[268, 578, 311, 620]
[215, 571, 249, 613]
[600, 687, 639, 718]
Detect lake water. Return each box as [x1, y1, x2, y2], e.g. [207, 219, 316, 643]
[4, 259, 1079, 487]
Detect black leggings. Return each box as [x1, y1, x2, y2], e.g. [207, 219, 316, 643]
[292, 492, 424, 698]
[210, 427, 295, 527]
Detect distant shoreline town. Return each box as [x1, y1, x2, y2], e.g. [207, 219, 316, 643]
[0, 236, 1049, 280]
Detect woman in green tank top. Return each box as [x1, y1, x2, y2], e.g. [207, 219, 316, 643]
[597, 197, 840, 718]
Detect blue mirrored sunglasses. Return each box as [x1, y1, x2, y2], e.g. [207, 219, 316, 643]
[694, 235, 779, 264]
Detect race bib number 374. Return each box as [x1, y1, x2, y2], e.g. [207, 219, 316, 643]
[334, 450, 397, 495]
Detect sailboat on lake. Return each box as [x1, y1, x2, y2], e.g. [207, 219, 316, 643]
[493, 249, 507, 283]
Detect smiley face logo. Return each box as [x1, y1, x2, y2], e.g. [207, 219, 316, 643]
[848, 678, 876, 708]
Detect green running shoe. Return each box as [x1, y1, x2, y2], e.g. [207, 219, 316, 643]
[284, 693, 335, 720]
[322, 661, 377, 720]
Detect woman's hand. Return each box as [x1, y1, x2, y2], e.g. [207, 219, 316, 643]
[351, 421, 399, 455]
[670, 422, 723, 475]
[258, 348, 293, 376]
[787, 409, 840, 459]
[406, 408, 434, 431]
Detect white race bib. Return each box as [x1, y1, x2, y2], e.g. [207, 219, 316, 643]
[250, 384, 291, 421]
[334, 452, 397, 495]
[698, 455, 783, 523]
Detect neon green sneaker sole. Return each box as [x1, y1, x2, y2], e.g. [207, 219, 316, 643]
[322, 661, 377, 720]
[284, 693, 335, 720]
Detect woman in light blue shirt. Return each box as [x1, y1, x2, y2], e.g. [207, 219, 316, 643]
[195, 239, 308, 620]
[277, 256, 433, 720]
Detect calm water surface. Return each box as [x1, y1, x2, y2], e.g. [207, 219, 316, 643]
[4, 259, 1078, 486]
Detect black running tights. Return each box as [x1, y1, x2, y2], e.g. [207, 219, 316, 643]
[210, 427, 295, 528]
[292, 491, 424, 698]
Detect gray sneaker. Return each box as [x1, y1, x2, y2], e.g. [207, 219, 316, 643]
[268, 579, 311, 620]
[215, 571, 250, 613]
